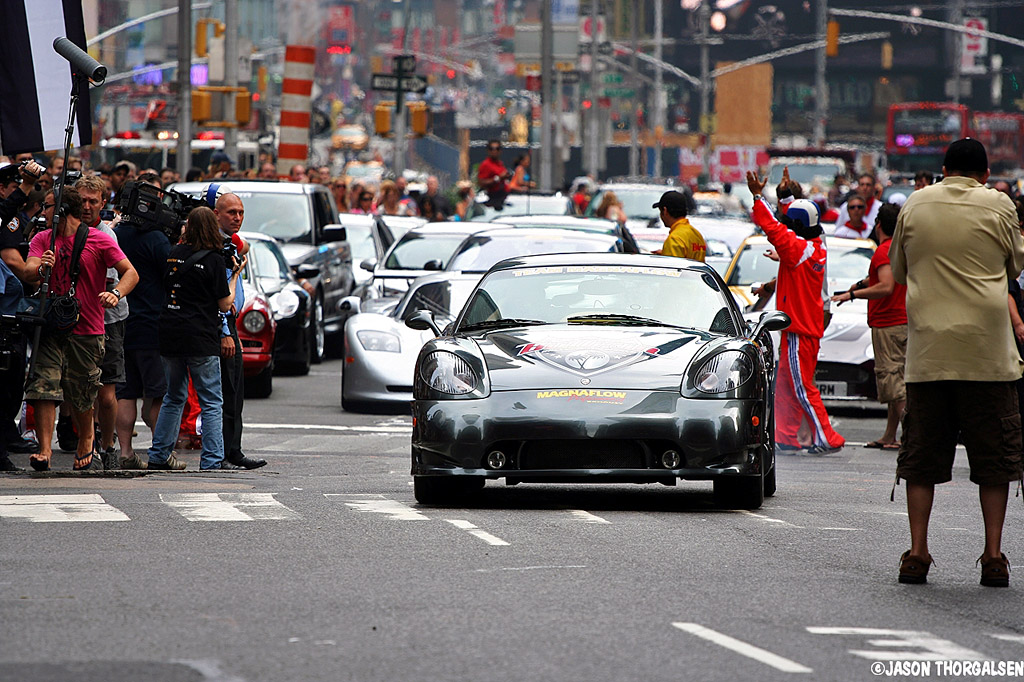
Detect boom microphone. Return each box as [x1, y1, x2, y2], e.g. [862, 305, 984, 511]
[52, 37, 106, 83]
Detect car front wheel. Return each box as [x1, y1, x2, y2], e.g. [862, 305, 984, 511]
[713, 470, 764, 510]
[245, 365, 273, 399]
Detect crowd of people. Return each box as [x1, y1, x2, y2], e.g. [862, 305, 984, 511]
[0, 151, 269, 473]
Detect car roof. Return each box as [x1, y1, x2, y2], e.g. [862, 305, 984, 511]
[595, 183, 681, 192]
[489, 215, 617, 229]
[404, 222, 484, 237]
[462, 227, 618, 241]
[737, 234, 875, 249]
[488, 251, 717, 273]
[170, 180, 313, 195]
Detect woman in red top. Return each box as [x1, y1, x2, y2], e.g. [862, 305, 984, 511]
[832, 203, 907, 448]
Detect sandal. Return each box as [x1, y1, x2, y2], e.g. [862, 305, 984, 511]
[73, 451, 102, 471]
[29, 456, 50, 472]
[899, 550, 933, 584]
[880, 442, 901, 451]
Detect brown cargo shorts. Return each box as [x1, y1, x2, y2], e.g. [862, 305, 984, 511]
[871, 324, 906, 404]
[897, 381, 1023, 486]
[24, 332, 105, 413]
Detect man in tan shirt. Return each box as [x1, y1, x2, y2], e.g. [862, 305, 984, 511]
[889, 138, 1024, 587]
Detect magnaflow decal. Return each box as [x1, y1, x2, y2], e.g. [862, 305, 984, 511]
[514, 333, 694, 378]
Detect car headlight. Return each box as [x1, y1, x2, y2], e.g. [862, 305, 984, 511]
[356, 330, 401, 352]
[419, 350, 478, 394]
[270, 290, 300, 320]
[242, 310, 267, 334]
[693, 350, 753, 394]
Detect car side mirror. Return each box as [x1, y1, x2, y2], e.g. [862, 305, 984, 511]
[360, 257, 377, 273]
[423, 259, 443, 271]
[295, 264, 320, 279]
[750, 310, 790, 338]
[406, 310, 441, 336]
[339, 295, 361, 315]
[322, 224, 347, 243]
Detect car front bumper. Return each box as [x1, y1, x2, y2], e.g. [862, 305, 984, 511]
[411, 389, 768, 482]
[342, 344, 416, 404]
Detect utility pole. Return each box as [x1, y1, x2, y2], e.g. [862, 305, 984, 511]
[948, 0, 965, 103]
[224, 0, 238, 164]
[654, 0, 664, 178]
[394, 2, 413, 176]
[629, 0, 639, 177]
[813, 0, 828, 147]
[697, 0, 709, 181]
[540, 0, 554, 191]
[587, 0, 600, 178]
[176, 0, 191, 178]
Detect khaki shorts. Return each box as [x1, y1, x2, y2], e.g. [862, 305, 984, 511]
[25, 332, 105, 413]
[871, 324, 907, 404]
[897, 381, 1023, 486]
[100, 319, 127, 385]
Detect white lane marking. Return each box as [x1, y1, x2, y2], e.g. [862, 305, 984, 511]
[991, 634, 1024, 643]
[817, 527, 861, 531]
[807, 627, 987, 661]
[446, 519, 510, 546]
[325, 494, 430, 521]
[0, 494, 130, 523]
[734, 510, 804, 528]
[161, 493, 300, 522]
[474, 565, 587, 573]
[672, 622, 813, 673]
[568, 510, 611, 524]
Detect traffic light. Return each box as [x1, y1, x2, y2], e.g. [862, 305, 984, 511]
[881, 41, 893, 70]
[235, 90, 251, 124]
[195, 18, 225, 59]
[192, 90, 211, 122]
[409, 101, 429, 137]
[374, 103, 393, 137]
[826, 20, 840, 58]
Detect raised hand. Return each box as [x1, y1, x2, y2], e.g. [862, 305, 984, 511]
[746, 171, 768, 197]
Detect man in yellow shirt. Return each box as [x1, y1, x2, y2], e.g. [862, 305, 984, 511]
[654, 191, 706, 262]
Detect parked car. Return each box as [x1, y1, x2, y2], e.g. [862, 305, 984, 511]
[469, 192, 574, 221]
[241, 232, 315, 375]
[406, 252, 788, 509]
[236, 254, 277, 399]
[341, 274, 481, 412]
[171, 180, 353, 363]
[335, 214, 399, 291]
[489, 214, 641, 253]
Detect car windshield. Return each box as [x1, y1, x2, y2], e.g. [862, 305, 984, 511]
[447, 234, 616, 273]
[728, 242, 874, 289]
[591, 189, 666, 220]
[399, 279, 478, 321]
[384, 233, 468, 270]
[248, 240, 291, 283]
[767, 164, 841, 186]
[460, 265, 731, 332]
[227, 191, 312, 242]
[471, 195, 570, 220]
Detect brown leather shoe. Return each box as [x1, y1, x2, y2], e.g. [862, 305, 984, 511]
[978, 553, 1010, 587]
[899, 550, 933, 584]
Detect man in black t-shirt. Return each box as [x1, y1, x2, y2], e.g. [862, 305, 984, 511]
[113, 218, 172, 469]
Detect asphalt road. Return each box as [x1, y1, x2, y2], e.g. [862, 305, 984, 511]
[1, 359, 1022, 682]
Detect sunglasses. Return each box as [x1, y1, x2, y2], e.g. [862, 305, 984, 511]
[488, 146, 500, 151]
[42, 202, 56, 210]
[360, 196, 372, 201]
[848, 205, 866, 210]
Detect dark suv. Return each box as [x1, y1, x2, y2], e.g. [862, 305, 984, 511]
[172, 180, 353, 363]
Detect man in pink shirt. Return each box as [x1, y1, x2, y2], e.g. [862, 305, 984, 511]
[23, 187, 139, 471]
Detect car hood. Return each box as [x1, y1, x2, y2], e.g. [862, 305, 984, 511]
[472, 326, 716, 391]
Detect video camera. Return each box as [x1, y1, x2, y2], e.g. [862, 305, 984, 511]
[0, 160, 40, 186]
[0, 313, 44, 371]
[114, 181, 206, 243]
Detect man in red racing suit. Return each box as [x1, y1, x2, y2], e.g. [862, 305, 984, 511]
[746, 171, 845, 455]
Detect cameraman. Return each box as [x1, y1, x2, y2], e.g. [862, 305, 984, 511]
[212, 191, 265, 469]
[1, 159, 46, 232]
[0, 255, 25, 470]
[146, 207, 244, 471]
[23, 187, 139, 471]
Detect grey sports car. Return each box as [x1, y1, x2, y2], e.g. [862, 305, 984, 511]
[407, 253, 790, 509]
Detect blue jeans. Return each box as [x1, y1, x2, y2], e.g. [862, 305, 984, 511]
[148, 356, 224, 470]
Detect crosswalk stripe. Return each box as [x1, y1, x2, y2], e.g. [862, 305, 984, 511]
[325, 494, 430, 521]
[446, 519, 510, 546]
[160, 493, 300, 521]
[0, 494, 129, 523]
[568, 510, 611, 524]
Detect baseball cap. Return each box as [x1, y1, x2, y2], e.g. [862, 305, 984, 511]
[652, 190, 688, 215]
[211, 150, 233, 167]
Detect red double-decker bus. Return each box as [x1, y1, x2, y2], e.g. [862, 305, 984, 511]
[886, 102, 970, 173]
[973, 111, 1024, 172]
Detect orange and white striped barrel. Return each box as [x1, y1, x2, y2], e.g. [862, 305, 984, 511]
[276, 45, 316, 177]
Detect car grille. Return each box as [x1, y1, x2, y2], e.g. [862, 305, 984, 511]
[518, 440, 645, 469]
[386, 385, 414, 393]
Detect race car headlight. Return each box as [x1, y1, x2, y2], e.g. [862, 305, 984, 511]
[356, 330, 401, 353]
[270, 290, 300, 320]
[693, 350, 753, 394]
[420, 350, 478, 394]
[242, 310, 267, 334]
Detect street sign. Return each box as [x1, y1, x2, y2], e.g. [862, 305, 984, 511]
[602, 72, 623, 84]
[560, 71, 581, 85]
[601, 87, 635, 98]
[393, 54, 416, 73]
[371, 73, 428, 94]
